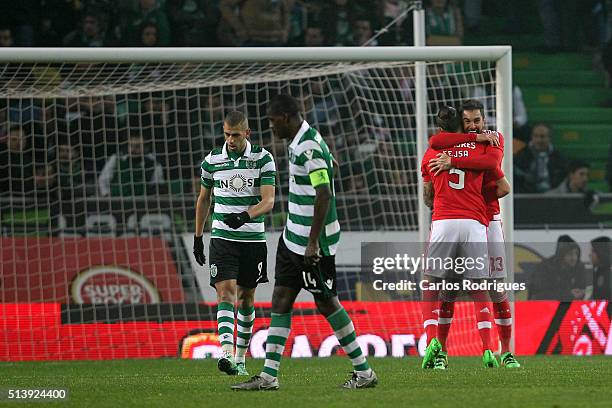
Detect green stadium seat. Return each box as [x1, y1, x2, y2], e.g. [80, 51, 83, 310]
[522, 87, 610, 108]
[528, 108, 612, 124]
[514, 53, 593, 70]
[515, 70, 604, 87]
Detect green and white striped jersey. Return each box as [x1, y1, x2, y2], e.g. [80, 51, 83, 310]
[200, 141, 276, 242]
[283, 121, 340, 256]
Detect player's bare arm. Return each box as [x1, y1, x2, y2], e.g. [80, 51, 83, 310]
[247, 184, 275, 219]
[193, 186, 213, 265]
[429, 142, 502, 175]
[429, 131, 499, 150]
[423, 181, 434, 208]
[305, 182, 331, 266]
[195, 186, 213, 236]
[496, 177, 511, 198]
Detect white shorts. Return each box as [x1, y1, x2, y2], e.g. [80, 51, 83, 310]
[424, 219, 489, 279]
[487, 214, 507, 279]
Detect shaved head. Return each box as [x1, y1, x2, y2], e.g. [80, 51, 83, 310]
[224, 111, 249, 130]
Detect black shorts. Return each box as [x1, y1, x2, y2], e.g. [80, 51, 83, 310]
[209, 238, 268, 289]
[275, 235, 337, 299]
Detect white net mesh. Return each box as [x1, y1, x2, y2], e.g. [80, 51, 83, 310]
[0, 57, 498, 360]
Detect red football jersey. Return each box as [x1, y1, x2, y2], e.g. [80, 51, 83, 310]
[428, 131, 505, 220]
[481, 133, 505, 219]
[421, 142, 489, 226]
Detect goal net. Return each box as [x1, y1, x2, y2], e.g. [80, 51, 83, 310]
[0, 47, 511, 360]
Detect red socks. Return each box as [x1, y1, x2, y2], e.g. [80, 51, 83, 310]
[421, 287, 440, 345]
[493, 299, 512, 353]
[470, 290, 492, 351]
[437, 300, 455, 351]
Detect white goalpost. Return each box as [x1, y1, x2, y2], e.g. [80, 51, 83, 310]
[0, 45, 513, 360]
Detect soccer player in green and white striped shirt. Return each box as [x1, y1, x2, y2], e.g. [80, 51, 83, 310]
[193, 111, 276, 377]
[232, 95, 377, 391]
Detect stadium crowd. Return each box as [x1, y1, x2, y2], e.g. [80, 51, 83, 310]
[0, 0, 610, 228]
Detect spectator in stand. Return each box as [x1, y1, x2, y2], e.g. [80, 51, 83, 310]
[352, 17, 376, 46]
[218, 0, 290, 46]
[139, 21, 160, 46]
[425, 0, 463, 45]
[123, 0, 171, 46]
[374, 0, 413, 46]
[546, 160, 590, 194]
[31, 163, 59, 204]
[537, 0, 607, 53]
[54, 134, 86, 202]
[591, 236, 611, 300]
[37, 0, 81, 46]
[0, 1, 35, 46]
[320, 0, 356, 46]
[0, 26, 13, 47]
[514, 123, 566, 193]
[547, 160, 600, 210]
[166, 0, 216, 46]
[462, 0, 481, 32]
[98, 130, 165, 197]
[0, 125, 34, 196]
[63, 9, 109, 47]
[286, 0, 308, 46]
[302, 25, 324, 46]
[529, 235, 588, 301]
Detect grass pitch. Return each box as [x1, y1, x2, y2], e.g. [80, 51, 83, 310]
[0, 356, 610, 407]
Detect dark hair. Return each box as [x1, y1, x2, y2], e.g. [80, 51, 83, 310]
[568, 160, 590, 173]
[591, 236, 611, 268]
[531, 122, 552, 133]
[461, 99, 485, 117]
[436, 105, 461, 132]
[268, 94, 301, 118]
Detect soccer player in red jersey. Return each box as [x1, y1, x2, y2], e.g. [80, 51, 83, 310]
[420, 105, 500, 370]
[427, 99, 520, 368]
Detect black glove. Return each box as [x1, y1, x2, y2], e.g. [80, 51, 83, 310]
[193, 235, 205, 266]
[223, 211, 251, 229]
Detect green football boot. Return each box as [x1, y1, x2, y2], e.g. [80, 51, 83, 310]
[421, 337, 442, 369]
[236, 362, 249, 376]
[433, 351, 448, 370]
[482, 349, 499, 368]
[500, 352, 521, 368]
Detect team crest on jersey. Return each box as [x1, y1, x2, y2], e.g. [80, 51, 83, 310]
[246, 160, 257, 169]
[210, 264, 218, 278]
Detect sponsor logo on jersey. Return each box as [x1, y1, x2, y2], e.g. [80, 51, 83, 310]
[70, 266, 160, 304]
[219, 174, 255, 192]
[212, 162, 234, 170]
